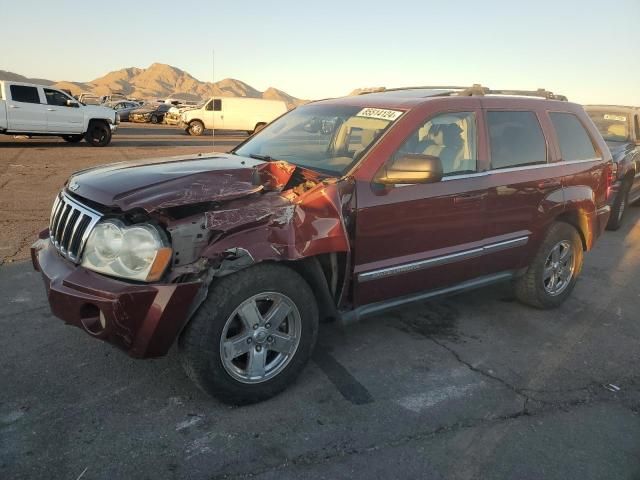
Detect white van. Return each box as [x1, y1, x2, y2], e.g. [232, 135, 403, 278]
[179, 97, 288, 136]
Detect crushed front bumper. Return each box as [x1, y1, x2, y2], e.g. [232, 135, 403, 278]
[31, 237, 202, 358]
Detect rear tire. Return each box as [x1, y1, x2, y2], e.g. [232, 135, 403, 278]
[188, 120, 205, 136]
[178, 263, 319, 405]
[606, 179, 631, 231]
[151, 115, 159, 124]
[515, 222, 583, 309]
[84, 121, 112, 147]
[62, 134, 83, 143]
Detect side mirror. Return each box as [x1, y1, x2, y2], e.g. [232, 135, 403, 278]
[376, 154, 443, 185]
[303, 118, 322, 133]
[66, 100, 79, 108]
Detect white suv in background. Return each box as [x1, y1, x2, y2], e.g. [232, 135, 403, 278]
[0, 81, 119, 146]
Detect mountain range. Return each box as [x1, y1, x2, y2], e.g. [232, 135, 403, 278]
[0, 63, 306, 107]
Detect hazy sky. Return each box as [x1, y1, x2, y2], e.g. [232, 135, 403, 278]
[2, 0, 639, 104]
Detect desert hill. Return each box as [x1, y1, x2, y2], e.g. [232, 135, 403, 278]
[0, 63, 306, 107]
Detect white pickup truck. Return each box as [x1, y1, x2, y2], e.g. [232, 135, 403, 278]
[0, 81, 119, 146]
[179, 97, 288, 136]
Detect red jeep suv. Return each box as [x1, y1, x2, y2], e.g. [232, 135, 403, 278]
[32, 85, 612, 404]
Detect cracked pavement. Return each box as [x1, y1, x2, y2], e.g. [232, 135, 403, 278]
[1, 149, 640, 478]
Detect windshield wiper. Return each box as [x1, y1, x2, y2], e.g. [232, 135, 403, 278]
[248, 153, 277, 162]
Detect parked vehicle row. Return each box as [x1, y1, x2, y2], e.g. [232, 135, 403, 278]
[0, 81, 119, 146]
[105, 100, 142, 122]
[32, 84, 619, 405]
[164, 102, 203, 125]
[585, 105, 640, 230]
[128, 103, 172, 124]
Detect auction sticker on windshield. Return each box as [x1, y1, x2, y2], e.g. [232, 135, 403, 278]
[604, 114, 627, 122]
[356, 108, 403, 121]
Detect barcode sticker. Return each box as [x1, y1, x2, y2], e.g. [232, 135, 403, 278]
[356, 108, 403, 121]
[604, 114, 627, 122]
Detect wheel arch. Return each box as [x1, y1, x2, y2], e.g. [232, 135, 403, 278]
[85, 117, 110, 130]
[553, 210, 588, 251]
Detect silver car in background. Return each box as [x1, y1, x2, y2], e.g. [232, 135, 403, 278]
[106, 101, 142, 122]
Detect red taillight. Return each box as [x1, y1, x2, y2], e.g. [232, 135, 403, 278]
[606, 162, 617, 200]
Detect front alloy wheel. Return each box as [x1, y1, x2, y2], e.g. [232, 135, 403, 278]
[220, 292, 301, 384]
[84, 121, 112, 147]
[179, 263, 318, 405]
[188, 120, 204, 136]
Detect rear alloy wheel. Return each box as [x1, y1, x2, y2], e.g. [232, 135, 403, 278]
[188, 120, 205, 136]
[84, 121, 112, 147]
[606, 180, 631, 231]
[515, 222, 583, 309]
[62, 134, 83, 143]
[179, 263, 318, 405]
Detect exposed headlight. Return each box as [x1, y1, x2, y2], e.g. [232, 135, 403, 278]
[81, 220, 172, 282]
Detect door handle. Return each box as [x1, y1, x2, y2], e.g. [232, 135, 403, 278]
[9, 105, 19, 109]
[454, 193, 487, 204]
[538, 179, 561, 189]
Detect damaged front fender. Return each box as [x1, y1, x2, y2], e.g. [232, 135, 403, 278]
[202, 178, 352, 263]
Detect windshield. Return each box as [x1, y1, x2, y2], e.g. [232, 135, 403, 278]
[234, 104, 404, 175]
[587, 111, 630, 142]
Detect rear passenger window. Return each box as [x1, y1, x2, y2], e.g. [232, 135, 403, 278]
[10, 85, 41, 104]
[488, 111, 546, 169]
[550, 112, 597, 161]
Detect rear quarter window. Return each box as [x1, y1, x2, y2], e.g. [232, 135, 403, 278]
[487, 111, 547, 169]
[10, 85, 41, 104]
[550, 112, 597, 161]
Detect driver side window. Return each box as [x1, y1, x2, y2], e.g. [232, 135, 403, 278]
[206, 99, 222, 111]
[44, 89, 71, 107]
[394, 112, 477, 176]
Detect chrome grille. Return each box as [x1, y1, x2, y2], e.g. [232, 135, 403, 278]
[49, 193, 102, 263]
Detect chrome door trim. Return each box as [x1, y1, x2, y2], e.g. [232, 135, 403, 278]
[358, 235, 529, 283]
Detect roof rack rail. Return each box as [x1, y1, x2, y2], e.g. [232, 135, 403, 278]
[359, 84, 568, 101]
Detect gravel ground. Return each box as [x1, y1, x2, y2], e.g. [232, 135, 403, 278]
[0, 123, 244, 265]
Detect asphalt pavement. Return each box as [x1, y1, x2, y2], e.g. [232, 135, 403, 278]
[1, 206, 640, 479]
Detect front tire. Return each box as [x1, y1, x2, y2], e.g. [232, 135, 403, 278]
[150, 114, 159, 124]
[179, 263, 319, 405]
[606, 179, 631, 231]
[515, 222, 583, 309]
[84, 121, 112, 147]
[62, 134, 83, 143]
[188, 120, 205, 136]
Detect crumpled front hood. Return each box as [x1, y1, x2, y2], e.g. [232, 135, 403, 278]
[67, 153, 270, 212]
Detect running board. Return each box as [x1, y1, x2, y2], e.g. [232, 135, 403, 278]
[339, 271, 515, 325]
